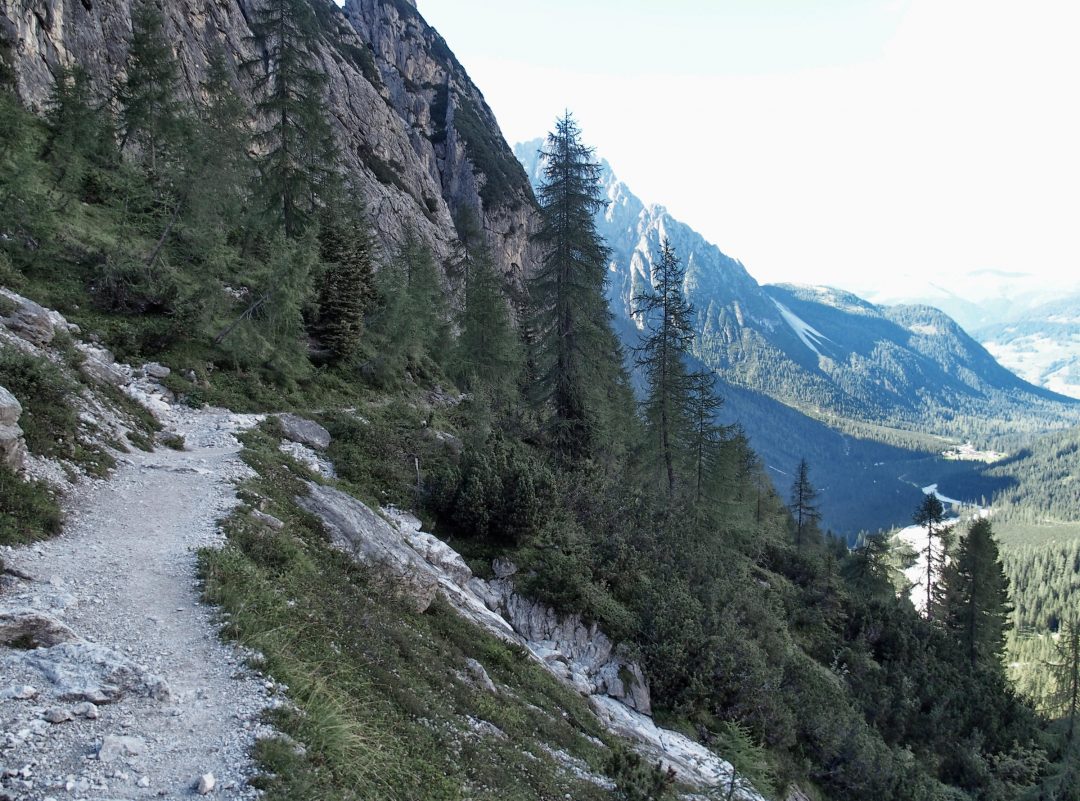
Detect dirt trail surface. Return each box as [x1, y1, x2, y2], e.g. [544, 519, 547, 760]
[1, 407, 277, 800]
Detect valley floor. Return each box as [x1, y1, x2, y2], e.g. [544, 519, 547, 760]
[1, 407, 274, 800]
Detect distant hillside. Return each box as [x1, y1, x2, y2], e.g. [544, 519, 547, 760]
[516, 141, 1056, 534]
[979, 293, 1080, 400]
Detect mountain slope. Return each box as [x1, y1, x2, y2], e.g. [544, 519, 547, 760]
[0, 0, 537, 278]
[516, 141, 1078, 440]
[979, 293, 1080, 400]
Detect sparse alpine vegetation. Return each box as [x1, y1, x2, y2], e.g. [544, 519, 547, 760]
[2, 1, 1079, 800]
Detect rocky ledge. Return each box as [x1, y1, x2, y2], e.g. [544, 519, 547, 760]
[297, 482, 763, 797]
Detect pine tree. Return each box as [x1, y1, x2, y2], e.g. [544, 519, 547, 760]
[450, 217, 521, 409]
[686, 370, 726, 504]
[316, 205, 376, 359]
[528, 112, 623, 459]
[942, 518, 1012, 669]
[246, 0, 336, 238]
[1048, 619, 1080, 745]
[913, 493, 947, 620]
[789, 459, 820, 548]
[118, 1, 186, 179]
[43, 66, 116, 196]
[634, 238, 695, 497]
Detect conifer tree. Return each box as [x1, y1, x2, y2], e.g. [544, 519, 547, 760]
[118, 2, 186, 178]
[316, 205, 376, 360]
[914, 493, 947, 620]
[634, 238, 695, 497]
[790, 459, 820, 548]
[942, 518, 1012, 669]
[193, 48, 250, 223]
[687, 370, 726, 504]
[368, 232, 449, 375]
[43, 66, 116, 196]
[1048, 619, 1080, 745]
[246, 0, 336, 238]
[450, 216, 521, 408]
[528, 112, 623, 459]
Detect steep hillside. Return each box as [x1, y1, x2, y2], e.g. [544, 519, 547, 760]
[0, 0, 537, 277]
[980, 293, 1080, 400]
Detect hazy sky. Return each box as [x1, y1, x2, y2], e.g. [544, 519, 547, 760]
[412, 0, 1080, 298]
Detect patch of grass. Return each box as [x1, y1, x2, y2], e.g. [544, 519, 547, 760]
[0, 463, 62, 546]
[160, 432, 185, 450]
[197, 426, 615, 801]
[0, 250, 26, 291]
[0, 345, 114, 476]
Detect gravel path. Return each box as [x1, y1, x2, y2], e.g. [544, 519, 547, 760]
[1, 407, 276, 800]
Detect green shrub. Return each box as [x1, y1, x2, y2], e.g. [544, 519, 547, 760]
[0, 464, 62, 545]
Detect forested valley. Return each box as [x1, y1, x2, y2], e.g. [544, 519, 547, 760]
[1, 1, 1079, 800]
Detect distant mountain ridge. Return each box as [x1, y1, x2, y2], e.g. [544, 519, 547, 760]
[515, 140, 1077, 441]
[515, 140, 1079, 534]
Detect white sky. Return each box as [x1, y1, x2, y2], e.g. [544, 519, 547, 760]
[409, 0, 1080, 297]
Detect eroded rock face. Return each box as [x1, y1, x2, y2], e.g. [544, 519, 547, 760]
[295, 482, 438, 613]
[291, 486, 757, 793]
[0, 293, 55, 346]
[0, 384, 26, 471]
[0, 0, 539, 282]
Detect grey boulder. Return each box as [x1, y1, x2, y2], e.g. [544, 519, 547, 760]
[296, 482, 437, 613]
[278, 414, 331, 450]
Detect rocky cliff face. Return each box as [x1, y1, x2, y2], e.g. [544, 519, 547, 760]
[0, 0, 537, 280]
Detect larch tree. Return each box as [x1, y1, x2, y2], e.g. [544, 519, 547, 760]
[246, 0, 336, 238]
[118, 1, 186, 180]
[686, 369, 726, 504]
[1048, 619, 1080, 745]
[451, 214, 522, 410]
[790, 459, 821, 548]
[634, 237, 695, 497]
[913, 493, 947, 620]
[941, 518, 1013, 669]
[528, 112, 622, 460]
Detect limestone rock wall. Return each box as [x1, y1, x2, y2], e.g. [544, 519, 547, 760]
[0, 0, 538, 281]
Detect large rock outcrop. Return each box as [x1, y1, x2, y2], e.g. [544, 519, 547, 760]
[302, 492, 761, 795]
[0, 0, 538, 280]
[295, 482, 440, 613]
[0, 383, 26, 471]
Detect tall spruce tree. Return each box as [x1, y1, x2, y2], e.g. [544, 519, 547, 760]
[790, 459, 821, 548]
[528, 112, 623, 459]
[634, 238, 695, 497]
[1048, 619, 1080, 745]
[914, 493, 947, 620]
[316, 204, 376, 360]
[118, 2, 186, 179]
[686, 370, 726, 504]
[451, 219, 521, 409]
[246, 0, 336, 238]
[941, 518, 1012, 669]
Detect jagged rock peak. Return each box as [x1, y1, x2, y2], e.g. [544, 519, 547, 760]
[0, 0, 537, 280]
